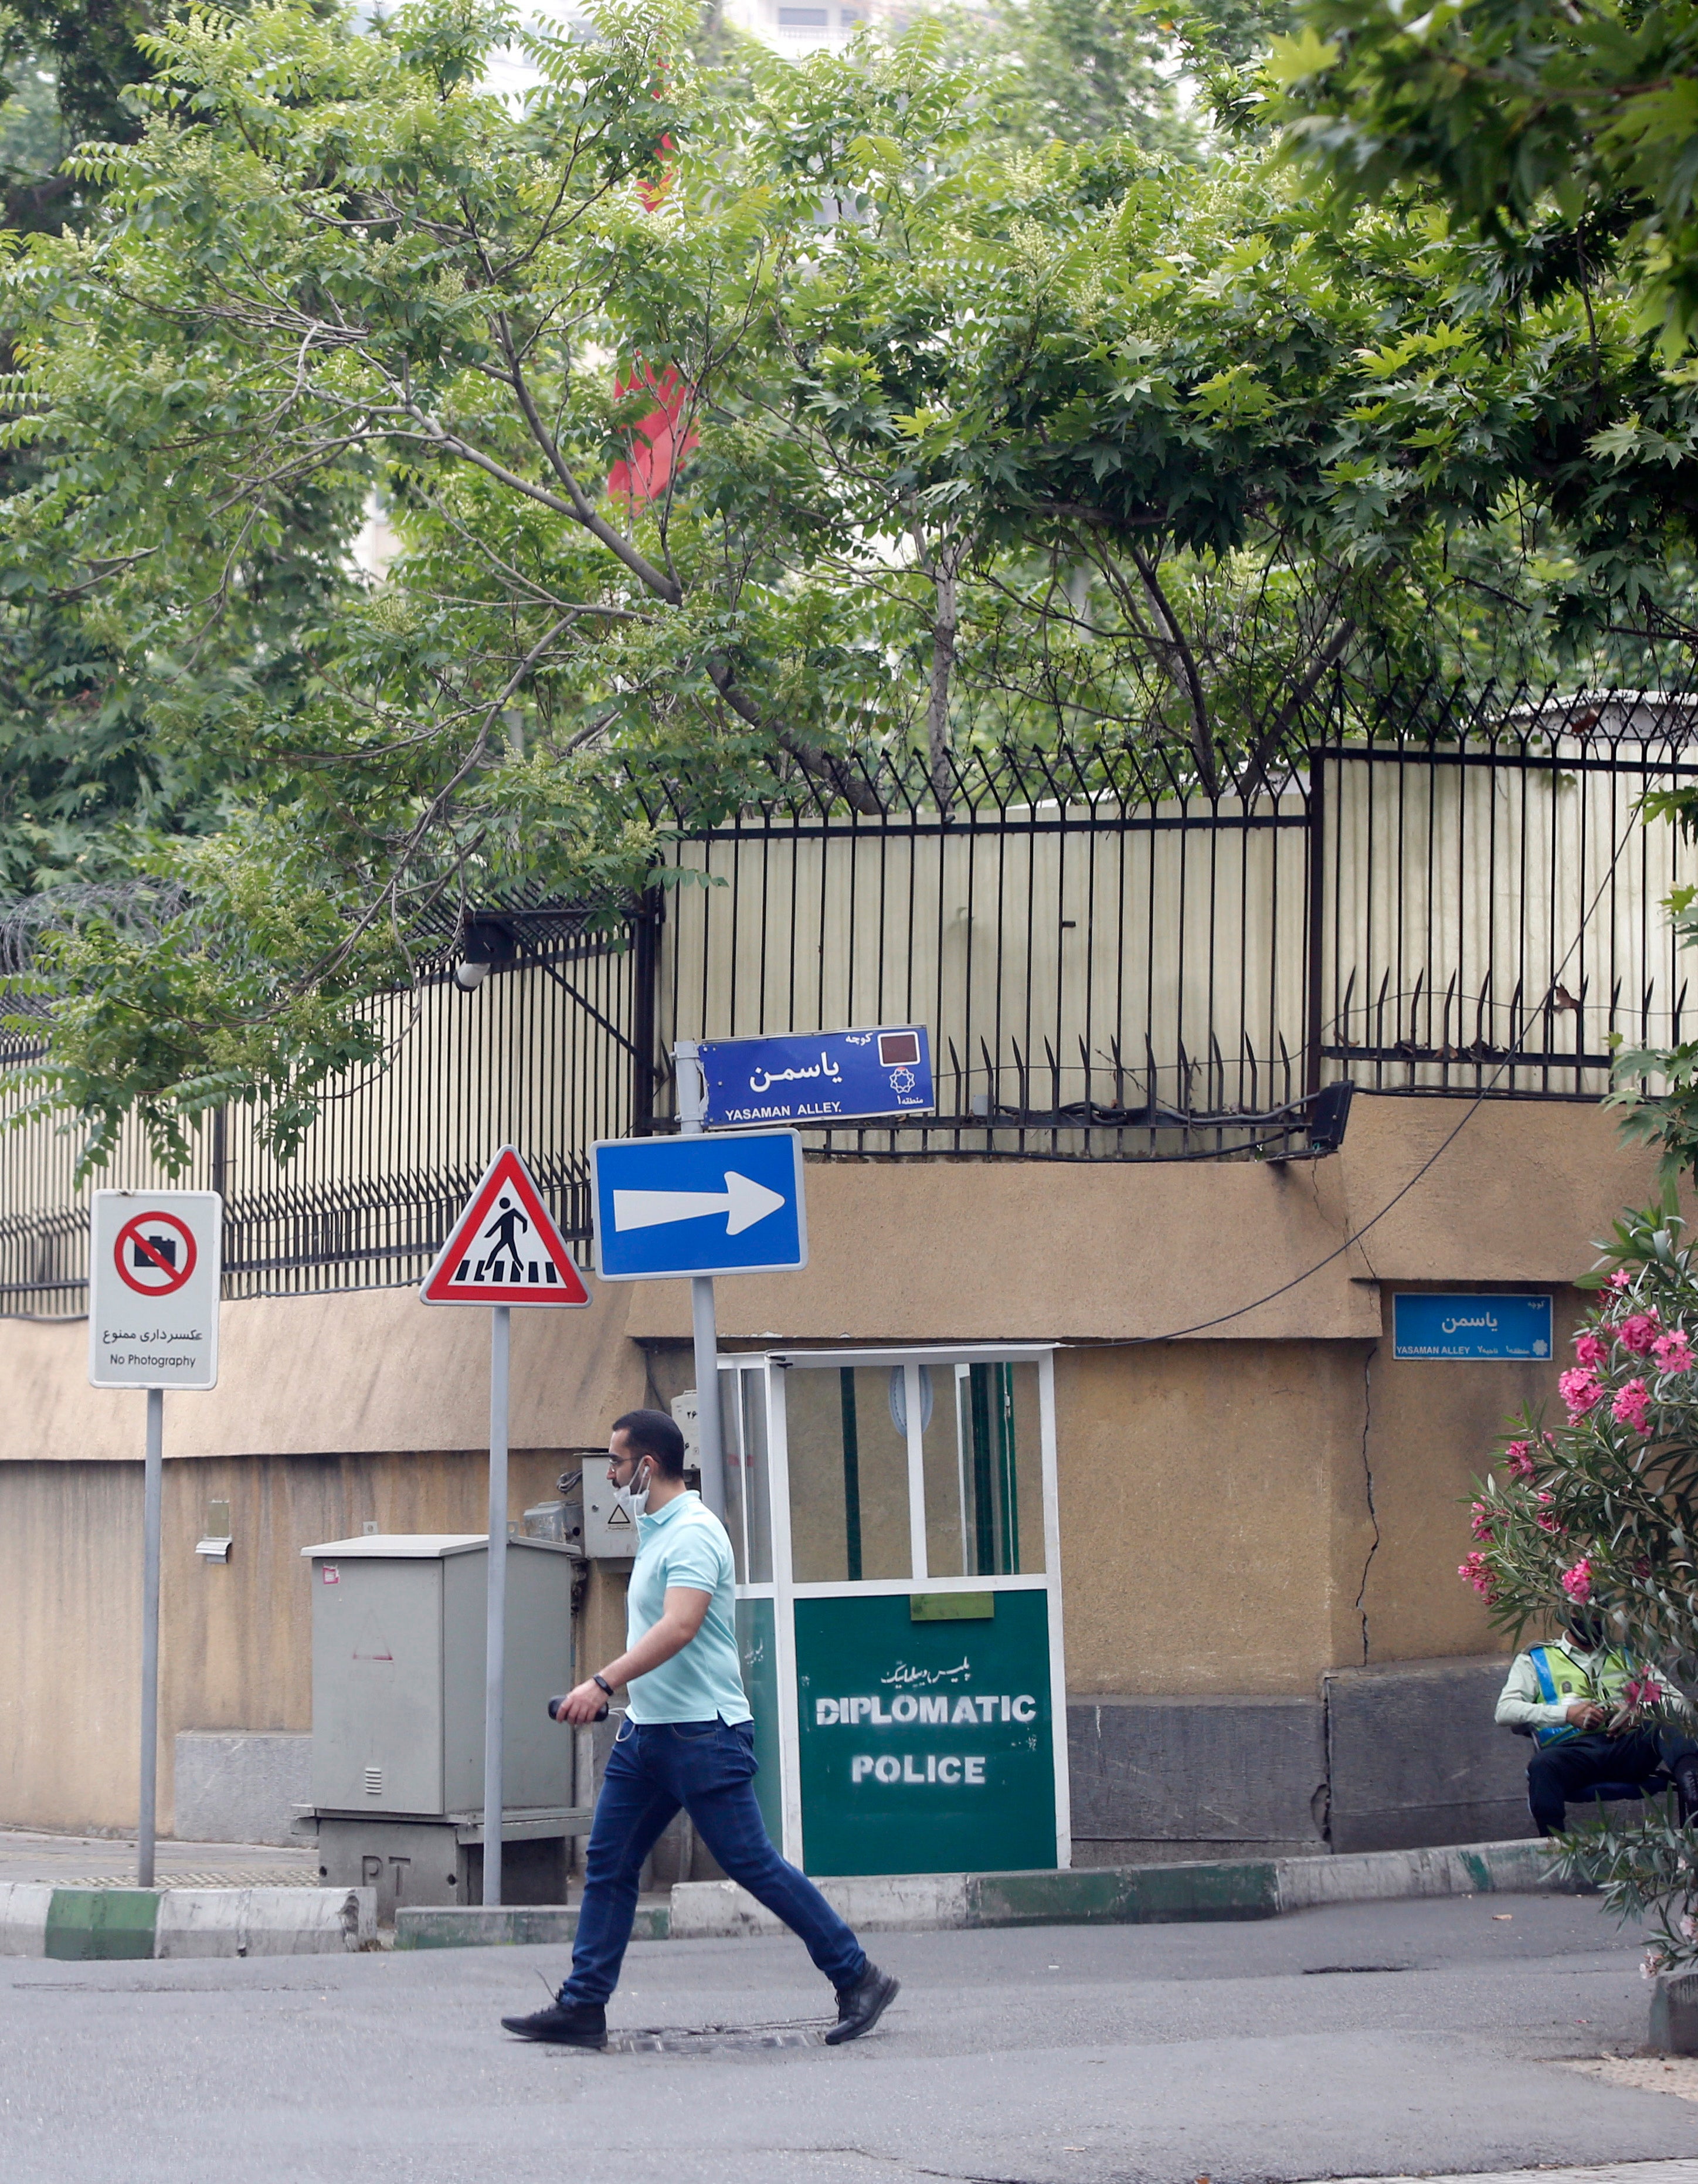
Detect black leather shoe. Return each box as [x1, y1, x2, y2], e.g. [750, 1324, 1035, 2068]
[824, 1962, 900, 2046]
[500, 1998, 607, 2047]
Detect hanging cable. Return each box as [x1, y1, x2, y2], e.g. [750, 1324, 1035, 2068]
[1078, 781, 1652, 1349]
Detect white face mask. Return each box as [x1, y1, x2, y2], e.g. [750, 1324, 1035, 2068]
[625, 1458, 653, 1518]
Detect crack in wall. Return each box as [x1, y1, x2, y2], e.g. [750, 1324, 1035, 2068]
[1354, 1341, 1381, 1664]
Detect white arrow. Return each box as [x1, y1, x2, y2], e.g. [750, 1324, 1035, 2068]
[613, 1171, 787, 1237]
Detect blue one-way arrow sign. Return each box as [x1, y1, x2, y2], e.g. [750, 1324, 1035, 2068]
[591, 1131, 807, 1280]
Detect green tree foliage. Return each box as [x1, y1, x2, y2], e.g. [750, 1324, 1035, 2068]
[2, 0, 1693, 1158]
[1272, 0, 1698, 355]
[933, 0, 1201, 152]
[1, 0, 151, 235]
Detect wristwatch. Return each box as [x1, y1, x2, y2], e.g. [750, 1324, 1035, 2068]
[592, 1673, 614, 1697]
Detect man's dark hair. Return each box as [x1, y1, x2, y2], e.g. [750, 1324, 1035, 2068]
[612, 1408, 687, 1478]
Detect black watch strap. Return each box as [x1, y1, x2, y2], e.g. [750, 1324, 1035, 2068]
[592, 1673, 614, 1697]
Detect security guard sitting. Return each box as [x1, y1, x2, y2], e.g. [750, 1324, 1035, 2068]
[1496, 1610, 1698, 1835]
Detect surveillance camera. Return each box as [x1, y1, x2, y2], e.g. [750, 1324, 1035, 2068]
[454, 959, 490, 991]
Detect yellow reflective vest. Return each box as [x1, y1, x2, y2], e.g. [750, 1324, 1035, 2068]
[1527, 1643, 1638, 1746]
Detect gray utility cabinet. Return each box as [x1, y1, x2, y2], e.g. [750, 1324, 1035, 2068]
[302, 1534, 574, 1816]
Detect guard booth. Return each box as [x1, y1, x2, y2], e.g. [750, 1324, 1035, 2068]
[719, 1346, 1068, 1876]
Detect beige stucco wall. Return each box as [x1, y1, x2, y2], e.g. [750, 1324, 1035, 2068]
[1354, 1286, 1590, 1664]
[624, 1091, 1671, 1343]
[0, 1447, 594, 1835]
[1054, 1342, 1377, 1697]
[0, 1276, 646, 1464]
[0, 1091, 1666, 1462]
[0, 1091, 1676, 1830]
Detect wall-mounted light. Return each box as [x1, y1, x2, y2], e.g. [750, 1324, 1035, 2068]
[1306, 1079, 1354, 1154]
[454, 917, 518, 992]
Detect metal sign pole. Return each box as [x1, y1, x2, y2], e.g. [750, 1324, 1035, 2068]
[673, 1040, 726, 1518]
[483, 1303, 511, 1906]
[137, 1386, 163, 1889]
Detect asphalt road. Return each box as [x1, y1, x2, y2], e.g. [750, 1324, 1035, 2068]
[5, 1893, 1698, 2184]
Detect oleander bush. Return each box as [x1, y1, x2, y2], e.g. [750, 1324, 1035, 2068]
[1462, 1198, 1698, 1971]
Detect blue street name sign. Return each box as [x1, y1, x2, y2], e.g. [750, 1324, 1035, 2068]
[1392, 1292, 1553, 1361]
[699, 1026, 933, 1130]
[591, 1131, 807, 1280]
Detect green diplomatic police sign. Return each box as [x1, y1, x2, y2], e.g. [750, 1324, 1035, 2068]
[793, 1589, 1056, 1876]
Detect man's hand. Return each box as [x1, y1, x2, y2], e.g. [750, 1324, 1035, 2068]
[554, 1680, 612, 1725]
[1564, 1697, 1607, 1731]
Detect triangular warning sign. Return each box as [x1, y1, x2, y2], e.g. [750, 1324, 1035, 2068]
[420, 1146, 591, 1307]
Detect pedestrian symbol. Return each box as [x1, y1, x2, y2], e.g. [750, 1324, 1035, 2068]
[477, 1193, 531, 1283]
[420, 1147, 591, 1307]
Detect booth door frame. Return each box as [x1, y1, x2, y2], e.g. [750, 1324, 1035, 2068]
[731, 1342, 1069, 1874]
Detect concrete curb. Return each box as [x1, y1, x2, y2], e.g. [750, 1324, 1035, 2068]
[395, 1904, 668, 1950]
[394, 1837, 1573, 1954]
[155, 1887, 376, 1959]
[668, 1836, 1571, 1943]
[0, 1884, 56, 1955]
[0, 1886, 376, 1960]
[1274, 1837, 1564, 1912]
[1651, 1969, 1698, 2054]
[14, 1840, 1559, 1959]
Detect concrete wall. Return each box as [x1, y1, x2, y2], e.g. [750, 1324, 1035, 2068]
[1067, 1696, 1328, 1865]
[174, 1732, 310, 1846]
[1052, 1341, 1376, 1697]
[0, 1449, 595, 1835]
[0, 1093, 1676, 1844]
[1323, 1657, 1534, 1853]
[1356, 1291, 1590, 1664]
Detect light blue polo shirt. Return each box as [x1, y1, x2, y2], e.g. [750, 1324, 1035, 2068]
[624, 1491, 751, 1725]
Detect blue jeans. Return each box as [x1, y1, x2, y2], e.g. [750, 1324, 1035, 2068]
[559, 1717, 867, 2006]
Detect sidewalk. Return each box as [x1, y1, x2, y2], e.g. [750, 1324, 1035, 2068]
[0, 1828, 320, 1889]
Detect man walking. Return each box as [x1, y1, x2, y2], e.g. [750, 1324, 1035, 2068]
[501, 1408, 899, 2050]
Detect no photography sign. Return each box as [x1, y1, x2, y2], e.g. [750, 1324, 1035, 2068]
[89, 1191, 222, 1389]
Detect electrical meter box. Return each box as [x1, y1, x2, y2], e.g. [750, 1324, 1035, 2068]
[303, 1534, 574, 1816]
[582, 1478, 640, 1559]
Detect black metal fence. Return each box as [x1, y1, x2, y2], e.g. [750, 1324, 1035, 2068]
[2, 686, 1693, 1314]
[0, 914, 649, 1314]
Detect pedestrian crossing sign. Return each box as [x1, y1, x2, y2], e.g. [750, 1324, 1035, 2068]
[420, 1146, 591, 1307]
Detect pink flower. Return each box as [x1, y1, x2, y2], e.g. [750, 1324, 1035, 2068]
[1617, 1312, 1663, 1356]
[1614, 1379, 1652, 1433]
[1470, 1502, 1495, 1541]
[1536, 1491, 1561, 1535]
[1505, 1439, 1536, 1480]
[1626, 1676, 1665, 1706]
[1607, 1270, 1634, 1292]
[1560, 1556, 1593, 1602]
[1653, 1330, 1694, 1374]
[1574, 1331, 1609, 1368]
[1458, 1551, 1495, 1598]
[1560, 1368, 1604, 1417]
